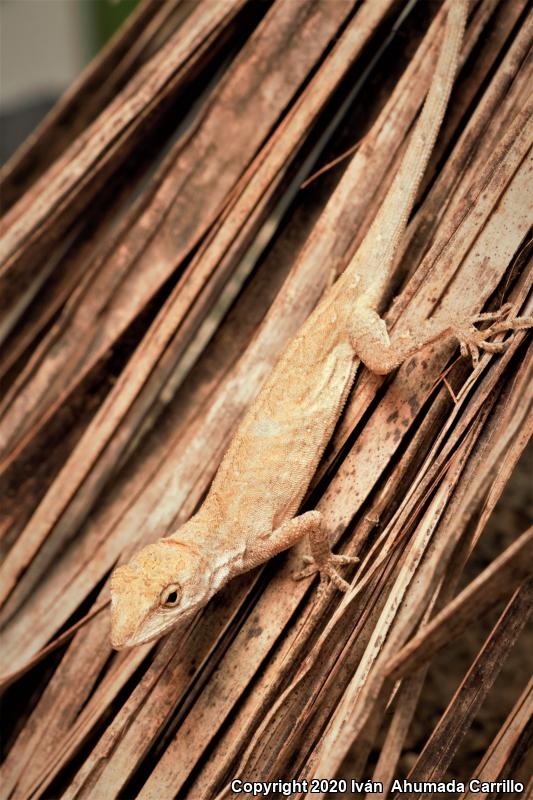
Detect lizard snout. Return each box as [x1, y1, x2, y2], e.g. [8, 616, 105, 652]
[109, 605, 138, 650]
[110, 566, 142, 649]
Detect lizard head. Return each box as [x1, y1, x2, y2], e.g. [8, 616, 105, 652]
[110, 536, 210, 649]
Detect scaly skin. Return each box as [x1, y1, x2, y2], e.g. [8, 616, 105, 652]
[110, 0, 532, 649]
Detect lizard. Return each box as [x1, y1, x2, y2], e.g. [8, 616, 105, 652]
[110, 0, 532, 650]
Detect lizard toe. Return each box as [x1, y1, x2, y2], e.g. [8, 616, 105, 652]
[294, 552, 357, 591]
[324, 566, 350, 592]
[471, 303, 512, 324]
[331, 554, 359, 566]
[292, 563, 319, 581]
[479, 339, 509, 354]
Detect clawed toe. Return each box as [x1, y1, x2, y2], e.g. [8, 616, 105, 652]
[472, 303, 512, 323]
[456, 307, 533, 368]
[315, 565, 350, 594]
[332, 554, 360, 566]
[488, 315, 533, 335]
[324, 567, 350, 592]
[478, 339, 509, 354]
[293, 563, 319, 581]
[293, 552, 358, 592]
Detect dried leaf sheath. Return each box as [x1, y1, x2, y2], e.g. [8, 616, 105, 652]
[1, 1, 531, 798]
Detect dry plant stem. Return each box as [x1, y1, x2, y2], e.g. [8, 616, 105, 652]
[1, 601, 195, 798]
[0, 0, 364, 462]
[0, 0, 374, 608]
[20, 575, 257, 800]
[0, 0, 184, 211]
[368, 592, 448, 797]
[458, 677, 533, 799]
[368, 346, 533, 795]
[284, 430, 482, 785]
[368, 668, 430, 798]
[2, 4, 532, 799]
[193, 591, 392, 800]
[123, 283, 529, 795]
[0, 0, 249, 315]
[0, 621, 125, 800]
[463, 396, 533, 557]
[189, 390, 455, 797]
[0, 0, 425, 663]
[298, 343, 532, 784]
[377, 366, 532, 789]
[20, 642, 157, 800]
[386, 525, 533, 684]
[401, 581, 532, 793]
[315, 22, 533, 485]
[0, 145, 158, 389]
[0, 599, 110, 693]
[199, 354, 503, 790]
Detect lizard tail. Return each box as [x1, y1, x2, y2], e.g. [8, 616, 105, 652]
[347, 0, 469, 307]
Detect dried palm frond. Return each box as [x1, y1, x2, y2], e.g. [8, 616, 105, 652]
[1, 1, 531, 798]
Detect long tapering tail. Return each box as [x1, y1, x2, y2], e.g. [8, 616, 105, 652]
[345, 0, 469, 307]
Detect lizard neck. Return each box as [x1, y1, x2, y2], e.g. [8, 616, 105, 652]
[168, 499, 247, 594]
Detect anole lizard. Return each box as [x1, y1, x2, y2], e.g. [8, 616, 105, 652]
[110, 0, 532, 649]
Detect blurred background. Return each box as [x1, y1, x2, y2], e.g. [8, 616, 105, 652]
[0, 0, 139, 163]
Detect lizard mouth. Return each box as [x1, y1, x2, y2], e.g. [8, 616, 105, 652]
[110, 612, 172, 649]
[110, 606, 192, 649]
[111, 627, 162, 650]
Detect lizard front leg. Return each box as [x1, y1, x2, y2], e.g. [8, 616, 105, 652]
[245, 510, 358, 592]
[350, 302, 532, 374]
[287, 511, 359, 592]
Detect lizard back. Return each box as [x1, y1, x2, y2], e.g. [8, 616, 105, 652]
[208, 293, 357, 533]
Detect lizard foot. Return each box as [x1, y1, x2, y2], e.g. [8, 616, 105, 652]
[454, 305, 533, 367]
[293, 553, 359, 593]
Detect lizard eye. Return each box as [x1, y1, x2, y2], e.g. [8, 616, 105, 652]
[160, 583, 182, 608]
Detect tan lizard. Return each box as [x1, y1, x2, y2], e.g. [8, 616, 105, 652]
[110, 0, 532, 649]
